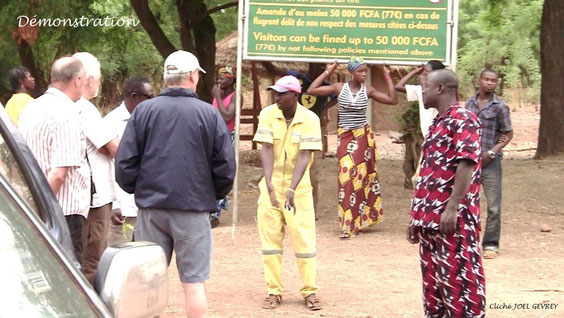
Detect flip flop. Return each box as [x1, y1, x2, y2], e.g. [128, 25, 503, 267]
[339, 232, 351, 239]
[483, 249, 498, 259]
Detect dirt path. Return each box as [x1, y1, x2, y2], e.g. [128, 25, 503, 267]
[161, 104, 563, 317]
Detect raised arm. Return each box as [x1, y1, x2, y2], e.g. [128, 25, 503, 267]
[212, 85, 238, 123]
[261, 61, 287, 77]
[395, 65, 424, 93]
[307, 61, 342, 97]
[367, 65, 398, 105]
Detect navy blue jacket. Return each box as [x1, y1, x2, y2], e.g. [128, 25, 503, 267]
[115, 87, 236, 212]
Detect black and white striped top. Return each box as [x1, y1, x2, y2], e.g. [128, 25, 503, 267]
[337, 83, 369, 130]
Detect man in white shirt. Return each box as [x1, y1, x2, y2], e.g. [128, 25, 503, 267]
[395, 60, 445, 188]
[104, 77, 153, 246]
[19, 56, 90, 262]
[73, 52, 119, 284]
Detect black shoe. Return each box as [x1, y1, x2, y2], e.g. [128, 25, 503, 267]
[210, 217, 220, 229]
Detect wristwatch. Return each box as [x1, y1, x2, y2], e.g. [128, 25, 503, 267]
[487, 150, 497, 159]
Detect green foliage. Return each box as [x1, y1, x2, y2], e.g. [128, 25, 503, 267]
[207, 1, 239, 41]
[1, 0, 541, 108]
[457, 0, 542, 102]
[396, 102, 422, 138]
[0, 0, 166, 107]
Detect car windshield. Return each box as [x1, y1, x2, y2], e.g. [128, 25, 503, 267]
[0, 178, 98, 317]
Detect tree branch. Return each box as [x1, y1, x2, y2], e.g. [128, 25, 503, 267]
[130, 0, 176, 58]
[208, 1, 238, 15]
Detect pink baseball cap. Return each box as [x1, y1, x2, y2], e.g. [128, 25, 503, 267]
[268, 75, 301, 93]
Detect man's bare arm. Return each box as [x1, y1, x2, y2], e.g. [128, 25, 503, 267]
[47, 167, 69, 195]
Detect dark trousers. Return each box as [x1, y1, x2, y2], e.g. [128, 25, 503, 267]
[65, 214, 86, 266]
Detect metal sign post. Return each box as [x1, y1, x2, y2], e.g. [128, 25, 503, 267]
[232, 0, 246, 239]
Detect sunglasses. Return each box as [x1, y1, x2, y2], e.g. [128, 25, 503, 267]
[132, 92, 153, 99]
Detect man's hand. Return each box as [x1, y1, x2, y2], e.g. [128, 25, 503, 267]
[110, 209, 125, 226]
[415, 64, 425, 75]
[285, 189, 295, 213]
[407, 226, 420, 244]
[439, 206, 457, 235]
[267, 186, 280, 209]
[481, 152, 493, 168]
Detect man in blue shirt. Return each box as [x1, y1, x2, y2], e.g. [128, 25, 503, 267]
[116, 51, 236, 317]
[466, 68, 513, 259]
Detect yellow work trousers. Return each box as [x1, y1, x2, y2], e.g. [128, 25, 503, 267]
[257, 189, 318, 297]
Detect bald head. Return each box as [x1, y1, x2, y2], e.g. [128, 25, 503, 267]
[426, 69, 459, 90]
[50, 56, 86, 102]
[422, 69, 459, 111]
[51, 57, 84, 84]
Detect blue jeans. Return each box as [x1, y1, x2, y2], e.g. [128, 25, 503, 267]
[210, 197, 229, 220]
[481, 156, 502, 250]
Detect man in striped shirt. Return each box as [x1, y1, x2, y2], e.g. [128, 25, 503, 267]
[19, 56, 90, 263]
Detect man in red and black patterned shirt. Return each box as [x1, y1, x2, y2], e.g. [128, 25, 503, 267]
[407, 69, 485, 318]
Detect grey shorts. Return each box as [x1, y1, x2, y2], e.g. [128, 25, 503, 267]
[136, 208, 211, 283]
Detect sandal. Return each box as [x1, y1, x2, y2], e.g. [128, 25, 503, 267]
[262, 294, 282, 309]
[304, 293, 322, 311]
[483, 249, 499, 259]
[339, 232, 351, 239]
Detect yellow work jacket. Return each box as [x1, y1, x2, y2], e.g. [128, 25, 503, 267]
[253, 103, 322, 199]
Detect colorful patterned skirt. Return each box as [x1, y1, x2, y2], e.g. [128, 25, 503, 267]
[337, 125, 383, 235]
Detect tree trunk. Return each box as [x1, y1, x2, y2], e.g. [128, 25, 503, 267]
[14, 35, 47, 97]
[132, 0, 217, 103]
[193, 13, 216, 103]
[178, 0, 216, 103]
[535, 0, 564, 158]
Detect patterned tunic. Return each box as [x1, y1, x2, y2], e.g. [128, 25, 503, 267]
[410, 104, 485, 318]
[410, 104, 482, 230]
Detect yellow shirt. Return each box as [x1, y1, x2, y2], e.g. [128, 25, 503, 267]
[253, 103, 322, 198]
[5, 93, 34, 126]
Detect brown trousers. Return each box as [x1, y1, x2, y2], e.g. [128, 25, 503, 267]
[82, 203, 111, 284]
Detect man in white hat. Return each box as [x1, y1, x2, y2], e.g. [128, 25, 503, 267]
[116, 50, 236, 317]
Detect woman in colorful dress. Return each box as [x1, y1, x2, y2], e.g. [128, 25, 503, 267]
[210, 66, 238, 227]
[307, 57, 397, 238]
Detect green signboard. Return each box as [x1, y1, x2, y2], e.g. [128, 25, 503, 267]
[244, 0, 457, 65]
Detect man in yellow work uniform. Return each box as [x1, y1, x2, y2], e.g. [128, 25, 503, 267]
[254, 75, 323, 311]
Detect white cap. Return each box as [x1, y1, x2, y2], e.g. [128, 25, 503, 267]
[163, 50, 206, 75]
